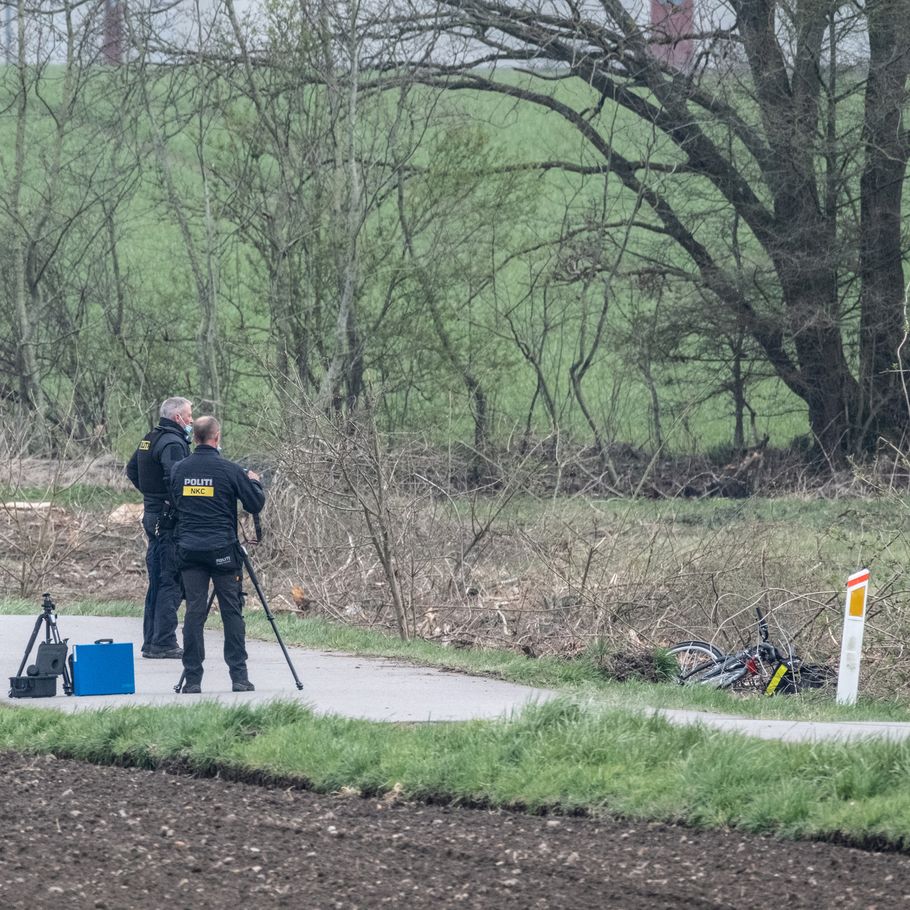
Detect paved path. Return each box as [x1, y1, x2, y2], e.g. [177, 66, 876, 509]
[649, 706, 910, 744]
[6, 615, 910, 743]
[0, 615, 553, 721]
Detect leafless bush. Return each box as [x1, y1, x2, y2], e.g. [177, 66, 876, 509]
[238, 407, 817, 661]
[236, 403, 910, 697]
[4, 397, 910, 698]
[252, 401, 542, 640]
[0, 415, 141, 597]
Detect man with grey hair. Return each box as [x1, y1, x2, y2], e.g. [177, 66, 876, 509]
[126, 396, 194, 658]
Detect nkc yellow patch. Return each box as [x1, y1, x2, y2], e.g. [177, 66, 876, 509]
[139, 441, 151, 450]
[183, 485, 215, 497]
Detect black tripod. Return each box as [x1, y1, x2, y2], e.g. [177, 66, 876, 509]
[174, 546, 304, 693]
[14, 593, 74, 696]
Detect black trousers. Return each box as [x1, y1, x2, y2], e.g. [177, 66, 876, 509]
[141, 513, 181, 652]
[181, 567, 249, 686]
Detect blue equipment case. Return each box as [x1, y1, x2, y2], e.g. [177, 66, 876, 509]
[72, 639, 135, 696]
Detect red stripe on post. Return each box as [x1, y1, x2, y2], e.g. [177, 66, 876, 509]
[847, 571, 870, 588]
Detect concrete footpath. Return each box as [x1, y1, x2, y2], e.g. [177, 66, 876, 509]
[6, 615, 910, 743]
[649, 706, 910, 744]
[0, 615, 553, 721]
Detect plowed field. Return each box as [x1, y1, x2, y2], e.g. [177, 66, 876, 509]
[0, 753, 906, 908]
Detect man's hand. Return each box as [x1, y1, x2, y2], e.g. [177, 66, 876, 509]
[247, 470, 261, 482]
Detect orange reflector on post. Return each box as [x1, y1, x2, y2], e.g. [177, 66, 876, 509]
[848, 586, 866, 618]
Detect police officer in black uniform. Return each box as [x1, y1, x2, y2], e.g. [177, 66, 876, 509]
[169, 416, 265, 693]
[126, 396, 193, 659]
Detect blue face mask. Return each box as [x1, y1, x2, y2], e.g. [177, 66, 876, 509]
[183, 422, 193, 441]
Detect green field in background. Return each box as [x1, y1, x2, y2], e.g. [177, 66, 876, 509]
[0, 63, 816, 457]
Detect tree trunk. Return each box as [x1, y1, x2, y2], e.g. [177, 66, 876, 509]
[731, 337, 745, 452]
[784, 266, 859, 466]
[858, 0, 910, 443]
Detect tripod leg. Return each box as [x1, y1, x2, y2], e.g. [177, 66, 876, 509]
[15, 613, 46, 679]
[59, 642, 74, 696]
[241, 548, 304, 690]
[49, 622, 74, 696]
[173, 587, 217, 693]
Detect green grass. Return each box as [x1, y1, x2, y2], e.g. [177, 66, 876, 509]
[0, 598, 146, 619]
[493, 489, 910, 529]
[4, 697, 910, 847]
[0, 484, 139, 510]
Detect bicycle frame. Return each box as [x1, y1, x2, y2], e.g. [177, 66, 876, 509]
[672, 607, 801, 693]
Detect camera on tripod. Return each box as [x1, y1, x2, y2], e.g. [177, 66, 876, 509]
[8, 592, 73, 698]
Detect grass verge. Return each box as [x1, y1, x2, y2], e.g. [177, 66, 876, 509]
[3, 697, 910, 850]
[0, 483, 138, 510]
[3, 597, 910, 723]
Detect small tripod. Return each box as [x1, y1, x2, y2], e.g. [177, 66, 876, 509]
[174, 546, 304, 693]
[14, 593, 74, 696]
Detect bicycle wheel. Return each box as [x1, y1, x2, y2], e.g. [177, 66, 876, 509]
[668, 641, 724, 669]
[667, 641, 726, 685]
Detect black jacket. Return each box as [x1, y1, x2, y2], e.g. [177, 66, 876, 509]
[126, 418, 190, 513]
[169, 445, 265, 552]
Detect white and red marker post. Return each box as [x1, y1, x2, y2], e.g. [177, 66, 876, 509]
[836, 569, 870, 705]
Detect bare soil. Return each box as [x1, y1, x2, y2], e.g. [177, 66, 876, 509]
[0, 752, 907, 909]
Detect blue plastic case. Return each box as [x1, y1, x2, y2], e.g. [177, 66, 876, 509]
[72, 640, 135, 696]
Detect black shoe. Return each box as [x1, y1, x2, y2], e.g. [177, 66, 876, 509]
[146, 647, 184, 659]
[182, 683, 201, 694]
[232, 680, 255, 692]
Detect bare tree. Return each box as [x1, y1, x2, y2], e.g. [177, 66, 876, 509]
[411, 0, 910, 461]
[0, 0, 143, 440]
[124, 1, 228, 413]
[205, 0, 432, 416]
[394, 126, 529, 462]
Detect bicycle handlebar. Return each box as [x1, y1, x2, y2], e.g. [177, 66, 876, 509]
[755, 606, 769, 642]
